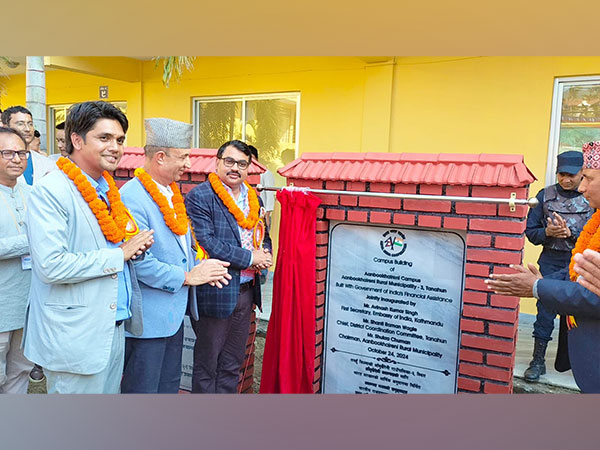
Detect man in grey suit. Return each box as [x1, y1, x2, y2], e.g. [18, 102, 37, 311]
[23, 101, 154, 394]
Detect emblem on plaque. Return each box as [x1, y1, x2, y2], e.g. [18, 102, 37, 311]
[380, 229, 407, 257]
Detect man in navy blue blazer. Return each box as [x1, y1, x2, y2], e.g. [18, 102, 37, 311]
[185, 140, 273, 393]
[487, 142, 600, 393]
[119, 118, 231, 393]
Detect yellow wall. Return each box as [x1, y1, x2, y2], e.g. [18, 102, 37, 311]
[139, 57, 369, 154]
[389, 56, 600, 313]
[4, 56, 600, 314]
[1, 68, 144, 148]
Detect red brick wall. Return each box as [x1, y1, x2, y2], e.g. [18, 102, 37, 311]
[114, 169, 261, 191]
[289, 178, 530, 394]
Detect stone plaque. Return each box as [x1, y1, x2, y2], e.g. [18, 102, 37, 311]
[322, 222, 465, 394]
[180, 315, 195, 391]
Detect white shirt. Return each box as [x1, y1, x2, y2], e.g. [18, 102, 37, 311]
[155, 179, 189, 253]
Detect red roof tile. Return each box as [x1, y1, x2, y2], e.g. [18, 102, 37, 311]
[117, 147, 266, 175]
[278, 153, 536, 187]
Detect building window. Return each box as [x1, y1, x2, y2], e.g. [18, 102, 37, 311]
[547, 77, 600, 185]
[192, 93, 300, 177]
[47, 102, 127, 155]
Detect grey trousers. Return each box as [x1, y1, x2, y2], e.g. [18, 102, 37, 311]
[45, 322, 125, 394]
[0, 328, 33, 394]
[191, 287, 254, 393]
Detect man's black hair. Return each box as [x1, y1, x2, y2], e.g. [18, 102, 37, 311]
[56, 121, 65, 130]
[1, 106, 32, 126]
[65, 101, 128, 155]
[216, 139, 252, 162]
[248, 144, 258, 160]
[34, 130, 40, 138]
[0, 126, 27, 147]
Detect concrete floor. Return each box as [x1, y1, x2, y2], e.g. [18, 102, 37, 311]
[514, 313, 579, 392]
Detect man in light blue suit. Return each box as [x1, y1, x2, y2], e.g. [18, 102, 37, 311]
[22, 102, 155, 394]
[119, 118, 231, 393]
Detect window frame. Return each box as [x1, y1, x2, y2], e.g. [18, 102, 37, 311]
[547, 76, 600, 185]
[191, 92, 301, 159]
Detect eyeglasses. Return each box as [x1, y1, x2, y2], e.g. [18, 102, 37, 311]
[0, 150, 29, 160]
[219, 156, 250, 170]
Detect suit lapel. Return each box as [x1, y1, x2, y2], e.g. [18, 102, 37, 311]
[63, 171, 105, 248]
[174, 231, 186, 255]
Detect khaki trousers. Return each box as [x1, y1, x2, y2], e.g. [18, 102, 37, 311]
[0, 328, 33, 394]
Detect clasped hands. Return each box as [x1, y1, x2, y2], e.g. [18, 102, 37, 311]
[251, 248, 273, 271]
[184, 258, 232, 288]
[545, 212, 572, 239]
[120, 230, 155, 261]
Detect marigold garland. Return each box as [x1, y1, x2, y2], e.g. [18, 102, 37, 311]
[569, 211, 600, 281]
[566, 210, 600, 328]
[208, 172, 259, 229]
[134, 168, 189, 235]
[57, 157, 129, 243]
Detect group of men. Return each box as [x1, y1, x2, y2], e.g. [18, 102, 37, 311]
[0, 101, 272, 394]
[4, 98, 600, 395]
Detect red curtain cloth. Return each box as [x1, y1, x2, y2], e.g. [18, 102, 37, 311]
[260, 189, 322, 393]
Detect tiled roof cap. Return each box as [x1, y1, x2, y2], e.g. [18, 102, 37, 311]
[118, 147, 266, 175]
[278, 152, 536, 187]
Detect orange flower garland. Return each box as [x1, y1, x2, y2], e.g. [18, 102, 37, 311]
[134, 168, 189, 235]
[56, 157, 129, 243]
[567, 211, 600, 328]
[569, 210, 600, 281]
[208, 173, 259, 229]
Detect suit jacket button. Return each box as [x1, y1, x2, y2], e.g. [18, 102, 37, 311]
[109, 303, 117, 310]
[182, 258, 187, 263]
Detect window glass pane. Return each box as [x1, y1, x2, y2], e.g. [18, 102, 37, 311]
[197, 101, 242, 148]
[244, 97, 297, 175]
[558, 84, 600, 153]
[54, 108, 67, 126]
